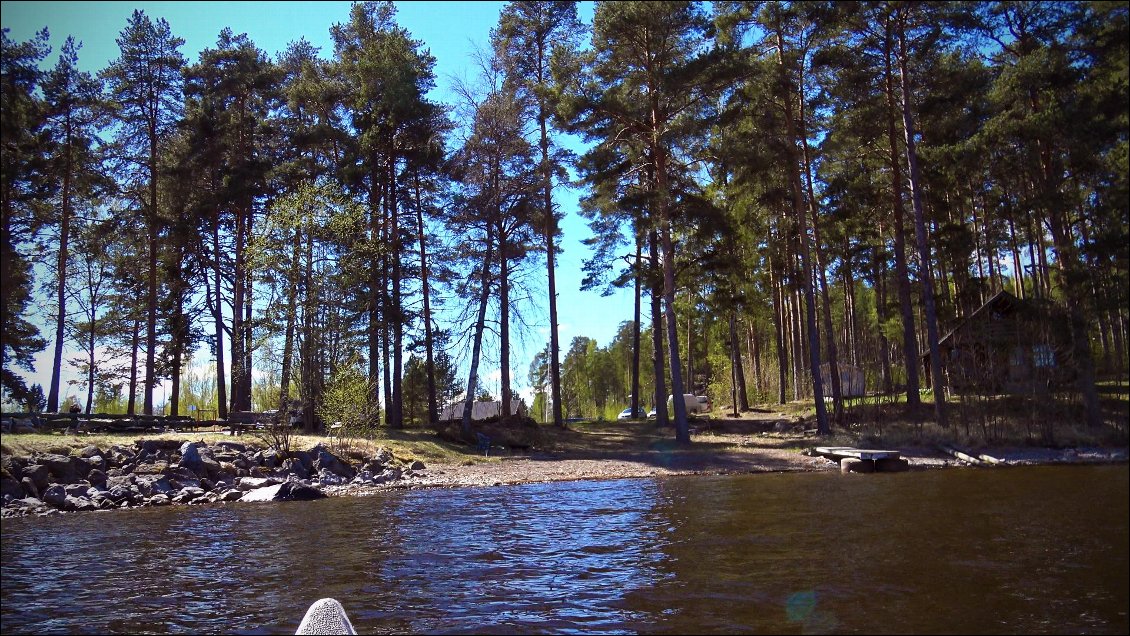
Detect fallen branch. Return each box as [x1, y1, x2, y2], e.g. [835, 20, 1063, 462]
[939, 445, 984, 466]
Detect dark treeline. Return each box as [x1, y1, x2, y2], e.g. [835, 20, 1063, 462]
[2, 2, 1126, 443]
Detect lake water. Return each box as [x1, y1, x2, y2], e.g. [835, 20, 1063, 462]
[2, 464, 1127, 634]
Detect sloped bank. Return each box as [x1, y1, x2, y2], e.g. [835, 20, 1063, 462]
[0, 439, 425, 518]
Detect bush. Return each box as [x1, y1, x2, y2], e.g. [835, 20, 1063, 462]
[316, 357, 379, 455]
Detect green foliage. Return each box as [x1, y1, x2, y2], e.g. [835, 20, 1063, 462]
[317, 355, 378, 454]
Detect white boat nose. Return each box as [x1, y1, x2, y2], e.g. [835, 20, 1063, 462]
[296, 598, 357, 635]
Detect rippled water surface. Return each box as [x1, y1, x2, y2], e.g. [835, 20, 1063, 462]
[2, 465, 1127, 634]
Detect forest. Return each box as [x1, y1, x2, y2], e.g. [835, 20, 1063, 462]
[2, 1, 1127, 446]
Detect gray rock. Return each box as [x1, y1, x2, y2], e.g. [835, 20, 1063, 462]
[280, 457, 310, 480]
[39, 454, 77, 483]
[317, 469, 345, 486]
[15, 497, 48, 513]
[238, 476, 281, 491]
[311, 445, 355, 479]
[41, 484, 67, 507]
[106, 485, 134, 504]
[79, 445, 104, 459]
[23, 464, 50, 492]
[172, 487, 206, 504]
[239, 481, 326, 502]
[219, 489, 243, 502]
[134, 474, 174, 496]
[147, 493, 171, 506]
[86, 469, 108, 488]
[2, 454, 27, 477]
[106, 474, 135, 490]
[179, 442, 203, 473]
[107, 445, 135, 468]
[215, 441, 247, 453]
[277, 481, 327, 501]
[198, 456, 224, 480]
[1, 476, 23, 499]
[64, 483, 89, 497]
[239, 483, 283, 502]
[409, 460, 426, 471]
[64, 495, 97, 511]
[20, 476, 39, 499]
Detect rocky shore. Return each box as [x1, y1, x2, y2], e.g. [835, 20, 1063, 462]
[0, 438, 424, 518]
[2, 436, 1126, 518]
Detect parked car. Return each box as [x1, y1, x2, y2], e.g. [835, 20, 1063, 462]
[646, 394, 712, 417]
[617, 407, 646, 420]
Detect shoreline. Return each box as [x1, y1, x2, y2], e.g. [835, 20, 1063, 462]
[325, 444, 1130, 496]
[4, 433, 1126, 518]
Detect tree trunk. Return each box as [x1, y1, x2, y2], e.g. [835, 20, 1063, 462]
[415, 170, 437, 426]
[896, 13, 947, 426]
[143, 144, 158, 416]
[884, 22, 921, 408]
[462, 231, 494, 436]
[279, 222, 301, 413]
[369, 163, 382, 418]
[776, 26, 828, 435]
[799, 90, 843, 425]
[733, 314, 750, 410]
[48, 119, 73, 414]
[649, 229, 669, 427]
[127, 316, 140, 415]
[231, 205, 246, 414]
[769, 248, 788, 405]
[390, 158, 403, 428]
[212, 221, 228, 420]
[538, 87, 564, 430]
[500, 222, 512, 419]
[631, 236, 642, 417]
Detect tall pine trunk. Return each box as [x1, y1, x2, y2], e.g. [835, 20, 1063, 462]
[48, 118, 73, 413]
[462, 231, 495, 436]
[212, 221, 228, 420]
[896, 14, 946, 426]
[884, 24, 921, 408]
[649, 230, 669, 427]
[776, 26, 829, 436]
[631, 236, 642, 417]
[415, 170, 437, 426]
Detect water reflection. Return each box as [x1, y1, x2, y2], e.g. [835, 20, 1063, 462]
[2, 465, 1126, 634]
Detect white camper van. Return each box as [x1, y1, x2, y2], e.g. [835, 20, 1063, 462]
[648, 394, 712, 418]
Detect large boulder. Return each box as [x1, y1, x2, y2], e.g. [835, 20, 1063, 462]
[239, 481, 326, 502]
[311, 444, 355, 479]
[276, 481, 327, 501]
[106, 445, 135, 468]
[178, 442, 204, 473]
[20, 476, 39, 499]
[41, 484, 68, 507]
[1, 476, 24, 499]
[280, 457, 310, 480]
[39, 454, 77, 483]
[134, 474, 174, 496]
[237, 476, 281, 491]
[78, 445, 104, 460]
[85, 469, 108, 488]
[23, 464, 50, 492]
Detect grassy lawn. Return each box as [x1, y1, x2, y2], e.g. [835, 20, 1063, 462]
[4, 383, 1126, 462]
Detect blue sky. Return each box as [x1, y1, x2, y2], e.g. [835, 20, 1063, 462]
[2, 1, 640, 408]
